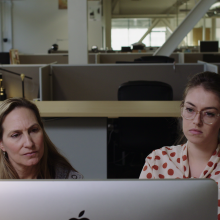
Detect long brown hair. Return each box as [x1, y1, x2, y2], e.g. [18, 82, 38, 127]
[177, 71, 220, 145]
[0, 98, 77, 179]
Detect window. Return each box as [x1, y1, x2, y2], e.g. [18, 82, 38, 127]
[111, 19, 166, 50]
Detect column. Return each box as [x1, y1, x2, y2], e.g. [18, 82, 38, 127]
[202, 17, 206, 41]
[211, 17, 216, 41]
[102, 0, 112, 50]
[68, 0, 88, 64]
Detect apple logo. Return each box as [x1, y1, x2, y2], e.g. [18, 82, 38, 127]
[69, 210, 90, 220]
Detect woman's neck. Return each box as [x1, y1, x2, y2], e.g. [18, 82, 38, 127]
[10, 160, 39, 179]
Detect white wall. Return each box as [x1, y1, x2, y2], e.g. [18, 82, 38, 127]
[88, 1, 103, 50]
[3, 0, 102, 54]
[12, 0, 68, 54]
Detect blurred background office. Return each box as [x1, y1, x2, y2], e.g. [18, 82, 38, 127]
[0, 0, 220, 54]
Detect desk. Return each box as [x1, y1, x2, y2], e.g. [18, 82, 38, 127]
[36, 101, 181, 179]
[35, 101, 182, 117]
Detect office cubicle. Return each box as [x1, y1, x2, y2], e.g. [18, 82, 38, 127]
[95, 53, 179, 64]
[51, 63, 204, 101]
[0, 63, 208, 179]
[19, 54, 96, 64]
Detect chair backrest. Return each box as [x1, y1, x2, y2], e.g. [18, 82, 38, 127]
[134, 55, 175, 63]
[117, 80, 177, 153]
[118, 81, 173, 100]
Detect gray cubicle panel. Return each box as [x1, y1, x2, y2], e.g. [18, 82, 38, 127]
[0, 65, 42, 100]
[39, 65, 52, 101]
[44, 117, 107, 179]
[19, 54, 69, 64]
[51, 64, 204, 101]
[184, 52, 220, 63]
[88, 54, 96, 64]
[97, 53, 179, 64]
[213, 64, 220, 74]
[19, 54, 96, 64]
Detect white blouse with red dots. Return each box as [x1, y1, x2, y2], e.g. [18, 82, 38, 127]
[139, 142, 220, 218]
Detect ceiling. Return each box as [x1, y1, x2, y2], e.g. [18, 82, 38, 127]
[89, 0, 220, 18]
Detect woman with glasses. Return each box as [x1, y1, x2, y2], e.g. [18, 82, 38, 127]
[140, 72, 220, 194]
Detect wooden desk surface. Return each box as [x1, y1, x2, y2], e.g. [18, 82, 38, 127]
[34, 101, 182, 117]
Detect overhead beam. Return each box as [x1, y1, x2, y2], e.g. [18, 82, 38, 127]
[138, 19, 161, 43]
[112, 0, 119, 13]
[162, 19, 174, 32]
[154, 0, 217, 57]
[163, 0, 190, 15]
[112, 14, 176, 19]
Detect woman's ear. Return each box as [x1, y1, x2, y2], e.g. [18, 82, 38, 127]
[0, 140, 5, 152]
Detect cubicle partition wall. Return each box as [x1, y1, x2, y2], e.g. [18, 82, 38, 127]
[197, 61, 218, 73]
[39, 65, 52, 101]
[95, 53, 179, 64]
[184, 52, 220, 63]
[51, 64, 204, 101]
[19, 54, 69, 64]
[19, 54, 96, 64]
[0, 65, 43, 100]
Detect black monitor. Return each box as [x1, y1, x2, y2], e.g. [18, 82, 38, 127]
[121, 47, 132, 52]
[200, 41, 219, 52]
[0, 53, 10, 64]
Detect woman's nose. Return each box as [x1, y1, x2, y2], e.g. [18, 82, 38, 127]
[23, 134, 34, 148]
[193, 112, 203, 125]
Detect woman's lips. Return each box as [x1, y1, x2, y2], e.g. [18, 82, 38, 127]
[24, 151, 37, 156]
[189, 129, 203, 135]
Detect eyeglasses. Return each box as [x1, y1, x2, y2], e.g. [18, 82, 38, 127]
[181, 106, 220, 125]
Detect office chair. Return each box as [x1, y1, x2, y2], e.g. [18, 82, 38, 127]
[134, 55, 175, 63]
[110, 81, 178, 178]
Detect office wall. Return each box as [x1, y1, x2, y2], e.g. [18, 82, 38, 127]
[12, 0, 102, 54]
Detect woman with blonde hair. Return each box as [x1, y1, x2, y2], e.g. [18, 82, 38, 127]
[0, 98, 83, 179]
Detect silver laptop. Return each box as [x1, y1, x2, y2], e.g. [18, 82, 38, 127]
[0, 179, 217, 220]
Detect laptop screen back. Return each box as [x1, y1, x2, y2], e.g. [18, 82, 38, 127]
[0, 179, 217, 220]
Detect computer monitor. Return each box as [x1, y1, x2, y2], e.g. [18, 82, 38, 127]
[0, 52, 10, 64]
[121, 46, 132, 52]
[200, 41, 219, 52]
[0, 179, 217, 220]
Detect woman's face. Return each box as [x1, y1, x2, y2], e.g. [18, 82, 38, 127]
[182, 86, 220, 147]
[0, 107, 44, 171]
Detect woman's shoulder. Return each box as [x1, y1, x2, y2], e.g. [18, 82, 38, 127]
[149, 144, 185, 158]
[67, 170, 84, 179]
[55, 164, 83, 179]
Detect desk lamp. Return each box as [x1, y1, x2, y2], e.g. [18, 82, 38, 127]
[0, 67, 32, 99]
[0, 73, 6, 101]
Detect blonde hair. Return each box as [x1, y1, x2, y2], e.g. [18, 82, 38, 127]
[0, 98, 77, 179]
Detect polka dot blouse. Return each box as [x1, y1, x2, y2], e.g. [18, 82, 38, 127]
[139, 142, 220, 218]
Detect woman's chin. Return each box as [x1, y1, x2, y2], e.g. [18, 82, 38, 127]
[25, 158, 40, 167]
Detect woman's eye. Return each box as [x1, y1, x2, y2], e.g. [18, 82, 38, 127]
[186, 108, 194, 113]
[32, 127, 39, 133]
[11, 133, 19, 138]
[205, 112, 215, 117]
